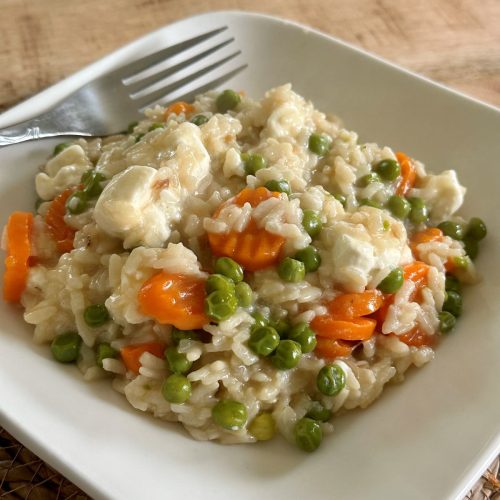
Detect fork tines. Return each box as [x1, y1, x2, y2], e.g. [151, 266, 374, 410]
[117, 26, 246, 110]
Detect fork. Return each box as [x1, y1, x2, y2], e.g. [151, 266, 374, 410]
[0, 27, 246, 147]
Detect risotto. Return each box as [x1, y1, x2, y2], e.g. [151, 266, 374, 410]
[2, 84, 487, 451]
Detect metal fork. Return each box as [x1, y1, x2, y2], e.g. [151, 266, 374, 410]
[0, 27, 246, 147]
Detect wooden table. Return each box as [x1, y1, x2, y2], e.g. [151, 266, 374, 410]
[0, 1, 499, 498]
[1, 0, 500, 112]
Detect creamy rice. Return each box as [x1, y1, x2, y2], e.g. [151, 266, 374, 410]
[2, 84, 483, 450]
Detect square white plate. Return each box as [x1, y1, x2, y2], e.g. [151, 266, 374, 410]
[0, 11, 499, 500]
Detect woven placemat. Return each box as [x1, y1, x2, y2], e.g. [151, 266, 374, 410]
[0, 426, 498, 499]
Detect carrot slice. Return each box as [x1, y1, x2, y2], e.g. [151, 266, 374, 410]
[315, 338, 353, 359]
[138, 272, 208, 330]
[395, 152, 416, 196]
[230, 187, 280, 210]
[375, 262, 430, 326]
[410, 227, 443, 256]
[404, 261, 429, 297]
[311, 316, 376, 341]
[3, 211, 34, 303]
[396, 328, 435, 348]
[207, 187, 285, 272]
[327, 290, 383, 319]
[121, 342, 166, 374]
[164, 101, 195, 118]
[45, 187, 77, 253]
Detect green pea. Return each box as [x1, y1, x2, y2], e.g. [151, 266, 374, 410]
[171, 328, 201, 345]
[50, 332, 81, 363]
[190, 114, 209, 126]
[235, 282, 253, 307]
[135, 133, 145, 143]
[408, 197, 429, 224]
[53, 143, 71, 156]
[360, 198, 383, 209]
[294, 246, 321, 273]
[387, 195, 411, 219]
[333, 193, 347, 206]
[81, 170, 107, 199]
[248, 326, 280, 356]
[206, 274, 235, 295]
[287, 322, 317, 353]
[437, 221, 464, 240]
[383, 220, 391, 231]
[465, 217, 487, 241]
[269, 317, 290, 337]
[65, 191, 87, 215]
[165, 346, 192, 374]
[251, 311, 268, 330]
[306, 401, 332, 422]
[214, 257, 244, 283]
[161, 374, 191, 404]
[216, 89, 241, 113]
[358, 172, 381, 187]
[302, 210, 322, 238]
[243, 154, 267, 176]
[450, 256, 469, 269]
[278, 257, 306, 283]
[96, 342, 118, 368]
[264, 179, 291, 195]
[205, 290, 238, 322]
[443, 290, 462, 317]
[375, 159, 400, 181]
[463, 237, 479, 260]
[294, 417, 323, 452]
[212, 399, 247, 430]
[317, 364, 346, 396]
[377, 267, 404, 294]
[83, 304, 110, 328]
[248, 412, 276, 441]
[308, 133, 331, 156]
[127, 121, 138, 134]
[148, 122, 164, 131]
[439, 311, 456, 334]
[445, 275, 462, 293]
[271, 340, 302, 370]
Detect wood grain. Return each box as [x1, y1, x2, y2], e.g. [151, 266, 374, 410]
[1, 0, 499, 112]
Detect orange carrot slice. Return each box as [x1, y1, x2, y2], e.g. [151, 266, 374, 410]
[207, 187, 285, 272]
[121, 342, 166, 374]
[45, 187, 77, 253]
[395, 152, 416, 196]
[3, 211, 34, 303]
[410, 227, 443, 256]
[327, 290, 383, 319]
[311, 316, 376, 341]
[396, 328, 435, 348]
[164, 101, 195, 118]
[404, 261, 429, 298]
[315, 338, 353, 359]
[138, 272, 208, 330]
[375, 261, 430, 325]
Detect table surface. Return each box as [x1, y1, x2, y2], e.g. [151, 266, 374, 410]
[0, 1, 499, 499]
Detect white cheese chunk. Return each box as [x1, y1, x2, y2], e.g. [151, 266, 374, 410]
[35, 145, 91, 200]
[94, 165, 181, 248]
[320, 207, 411, 292]
[409, 170, 465, 222]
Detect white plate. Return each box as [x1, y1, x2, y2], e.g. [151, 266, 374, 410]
[1, 11, 499, 500]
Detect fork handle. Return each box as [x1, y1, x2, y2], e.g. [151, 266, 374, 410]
[0, 114, 73, 147]
[0, 103, 93, 148]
